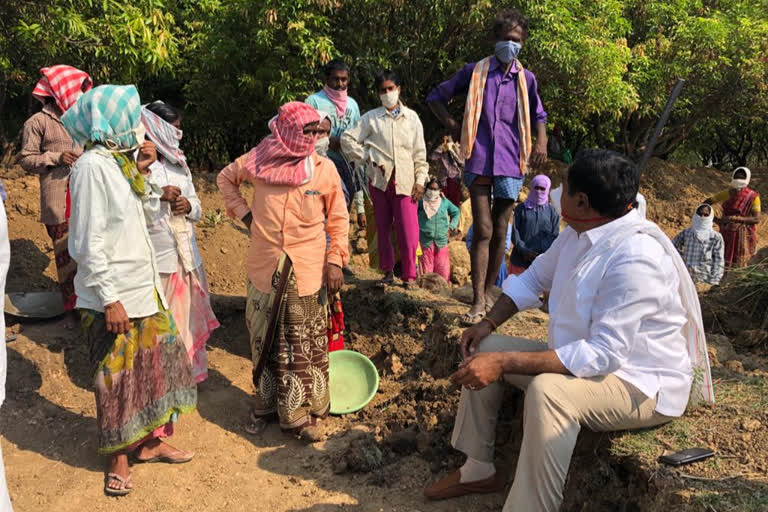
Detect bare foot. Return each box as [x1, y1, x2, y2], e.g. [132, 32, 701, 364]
[134, 439, 194, 463]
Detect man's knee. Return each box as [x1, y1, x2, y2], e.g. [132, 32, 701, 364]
[524, 374, 576, 419]
[475, 335, 547, 354]
[476, 334, 514, 354]
[473, 221, 493, 242]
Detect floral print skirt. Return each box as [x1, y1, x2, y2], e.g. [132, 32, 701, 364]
[246, 255, 329, 433]
[81, 294, 197, 454]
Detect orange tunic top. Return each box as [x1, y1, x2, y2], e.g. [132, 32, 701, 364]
[217, 153, 350, 297]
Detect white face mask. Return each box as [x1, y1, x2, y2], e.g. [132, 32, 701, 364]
[692, 207, 714, 241]
[425, 189, 440, 201]
[315, 136, 330, 156]
[380, 89, 400, 109]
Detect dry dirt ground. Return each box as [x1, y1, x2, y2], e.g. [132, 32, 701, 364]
[2, 161, 768, 511]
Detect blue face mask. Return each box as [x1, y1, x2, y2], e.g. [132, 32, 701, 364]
[494, 40, 522, 64]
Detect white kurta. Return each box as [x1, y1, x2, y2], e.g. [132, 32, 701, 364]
[146, 159, 203, 275]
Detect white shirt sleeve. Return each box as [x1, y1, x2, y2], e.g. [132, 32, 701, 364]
[502, 229, 565, 310]
[184, 173, 203, 222]
[554, 251, 668, 377]
[68, 159, 120, 307]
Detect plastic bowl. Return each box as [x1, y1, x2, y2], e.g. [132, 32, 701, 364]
[329, 349, 380, 415]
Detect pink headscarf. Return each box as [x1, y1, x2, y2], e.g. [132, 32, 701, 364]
[524, 174, 551, 209]
[323, 85, 348, 119]
[32, 65, 93, 113]
[245, 102, 321, 187]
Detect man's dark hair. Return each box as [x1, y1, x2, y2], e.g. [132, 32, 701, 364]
[492, 8, 529, 39]
[374, 69, 401, 89]
[324, 59, 350, 77]
[146, 101, 181, 124]
[567, 149, 639, 218]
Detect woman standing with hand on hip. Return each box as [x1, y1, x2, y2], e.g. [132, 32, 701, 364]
[342, 70, 429, 289]
[217, 102, 349, 441]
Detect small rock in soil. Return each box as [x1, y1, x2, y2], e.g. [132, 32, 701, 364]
[387, 353, 405, 377]
[741, 418, 762, 432]
[331, 433, 383, 474]
[736, 329, 768, 348]
[417, 273, 451, 295]
[706, 334, 735, 366]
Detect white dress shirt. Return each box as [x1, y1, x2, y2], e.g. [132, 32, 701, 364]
[146, 159, 203, 274]
[503, 210, 693, 417]
[69, 147, 166, 318]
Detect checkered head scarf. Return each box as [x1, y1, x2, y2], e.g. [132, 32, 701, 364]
[32, 65, 93, 113]
[141, 102, 188, 172]
[61, 85, 144, 151]
[245, 102, 321, 187]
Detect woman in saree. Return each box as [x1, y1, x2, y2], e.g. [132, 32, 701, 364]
[706, 167, 761, 269]
[64, 85, 197, 496]
[217, 102, 349, 441]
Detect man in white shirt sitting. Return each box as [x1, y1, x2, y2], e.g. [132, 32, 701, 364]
[423, 149, 713, 512]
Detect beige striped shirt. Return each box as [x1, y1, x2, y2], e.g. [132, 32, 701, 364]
[18, 105, 83, 225]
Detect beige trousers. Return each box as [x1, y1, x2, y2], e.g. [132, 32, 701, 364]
[451, 335, 672, 512]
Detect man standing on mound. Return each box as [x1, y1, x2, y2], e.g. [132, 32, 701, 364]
[423, 149, 714, 512]
[427, 8, 549, 325]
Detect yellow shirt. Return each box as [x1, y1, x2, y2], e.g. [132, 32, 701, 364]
[708, 189, 761, 215]
[217, 153, 350, 297]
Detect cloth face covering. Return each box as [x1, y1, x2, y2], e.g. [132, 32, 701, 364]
[423, 189, 442, 219]
[61, 84, 143, 151]
[32, 65, 93, 113]
[244, 102, 321, 187]
[315, 136, 330, 157]
[380, 90, 400, 110]
[691, 204, 715, 242]
[524, 174, 551, 208]
[323, 85, 348, 119]
[730, 167, 751, 189]
[494, 41, 522, 64]
[141, 103, 188, 172]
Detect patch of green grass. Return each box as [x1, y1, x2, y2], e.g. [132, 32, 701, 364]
[201, 209, 225, 228]
[690, 487, 768, 512]
[611, 416, 695, 459]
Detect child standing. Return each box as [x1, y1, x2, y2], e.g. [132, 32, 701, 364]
[418, 178, 460, 282]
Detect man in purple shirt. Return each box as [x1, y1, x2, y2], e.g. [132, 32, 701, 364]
[427, 8, 548, 324]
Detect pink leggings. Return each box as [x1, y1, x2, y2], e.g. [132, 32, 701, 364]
[420, 243, 451, 282]
[370, 181, 420, 282]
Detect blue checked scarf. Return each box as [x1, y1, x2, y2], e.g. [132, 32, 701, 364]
[61, 85, 144, 151]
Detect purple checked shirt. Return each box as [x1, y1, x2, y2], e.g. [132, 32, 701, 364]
[427, 57, 547, 178]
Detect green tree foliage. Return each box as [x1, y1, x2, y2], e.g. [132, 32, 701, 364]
[1, 0, 767, 168]
[0, 0, 178, 151]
